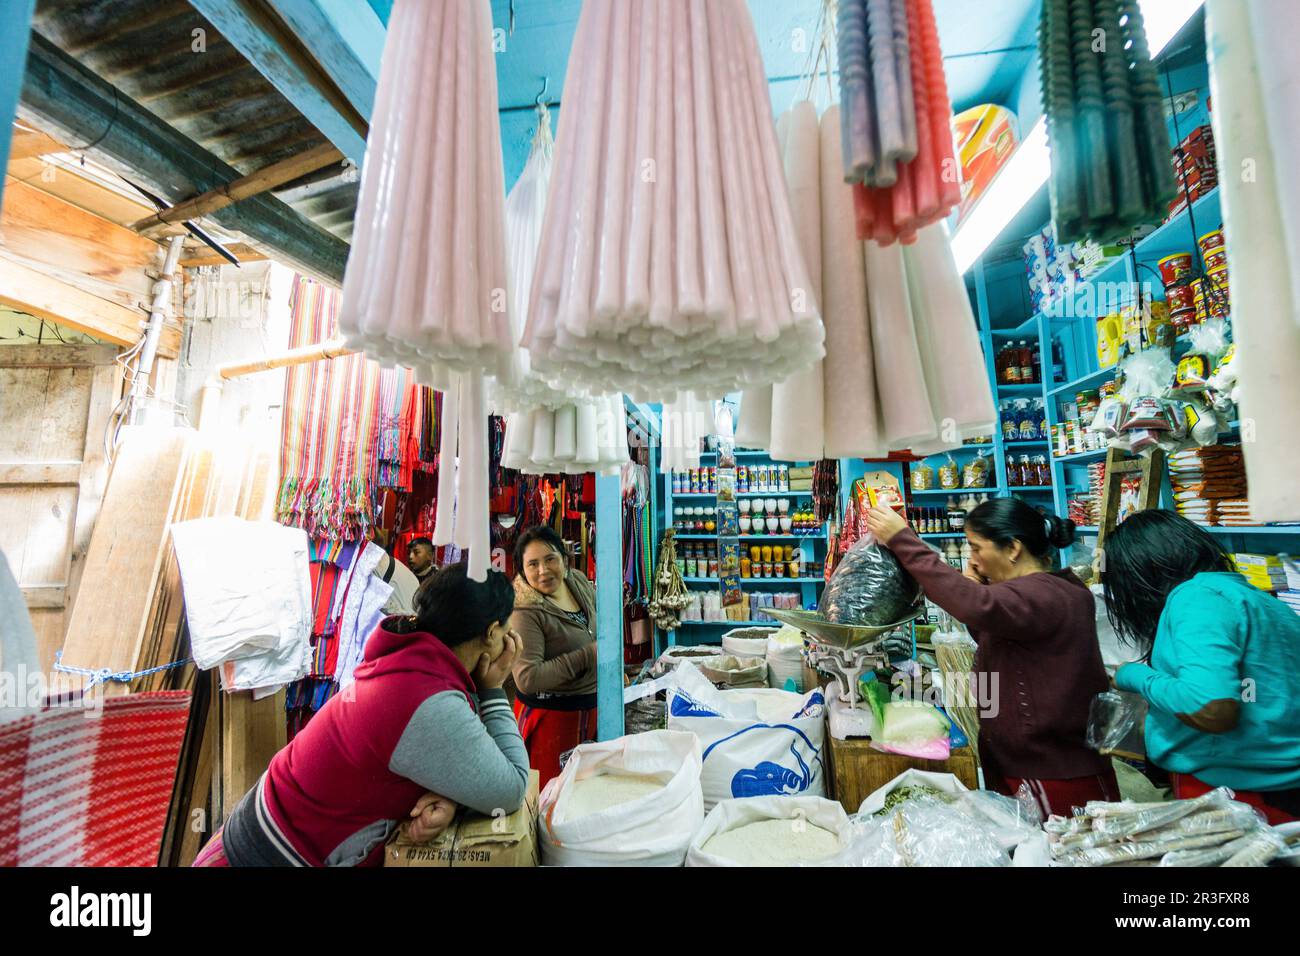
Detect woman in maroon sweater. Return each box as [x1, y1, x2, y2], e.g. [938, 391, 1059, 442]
[867, 497, 1117, 817]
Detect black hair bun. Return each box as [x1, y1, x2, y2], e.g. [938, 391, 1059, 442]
[1046, 514, 1076, 549]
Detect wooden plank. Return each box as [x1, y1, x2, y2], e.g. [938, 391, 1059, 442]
[60, 427, 191, 697]
[0, 178, 164, 316]
[188, 0, 368, 164]
[38, 366, 92, 462]
[0, 366, 48, 461]
[5, 156, 157, 226]
[21, 585, 65, 609]
[67, 362, 117, 606]
[178, 242, 268, 268]
[0, 462, 80, 484]
[262, 0, 383, 119]
[27, 606, 64, 675]
[0, 344, 117, 367]
[132, 142, 344, 238]
[9, 126, 64, 161]
[221, 689, 287, 814]
[19, 35, 350, 284]
[826, 737, 980, 816]
[0, 257, 182, 356]
[174, 672, 219, 868]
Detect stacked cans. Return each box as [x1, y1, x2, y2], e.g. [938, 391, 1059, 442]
[1167, 125, 1219, 220]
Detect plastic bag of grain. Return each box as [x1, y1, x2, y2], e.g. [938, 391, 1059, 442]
[666, 663, 826, 809]
[652, 645, 726, 677]
[721, 626, 777, 659]
[686, 795, 851, 866]
[697, 654, 768, 689]
[766, 625, 806, 692]
[538, 729, 704, 867]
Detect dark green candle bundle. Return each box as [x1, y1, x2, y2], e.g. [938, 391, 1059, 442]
[1038, 0, 1178, 242]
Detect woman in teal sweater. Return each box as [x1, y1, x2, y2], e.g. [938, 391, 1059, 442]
[1104, 511, 1300, 824]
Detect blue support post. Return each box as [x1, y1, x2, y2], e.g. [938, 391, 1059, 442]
[0, 0, 37, 211]
[594, 471, 625, 741]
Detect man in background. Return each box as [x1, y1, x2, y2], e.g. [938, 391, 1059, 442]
[407, 537, 436, 583]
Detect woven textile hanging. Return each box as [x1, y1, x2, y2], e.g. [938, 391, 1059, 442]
[277, 276, 384, 541]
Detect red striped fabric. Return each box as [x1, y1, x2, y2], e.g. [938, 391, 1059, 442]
[0, 691, 190, 866]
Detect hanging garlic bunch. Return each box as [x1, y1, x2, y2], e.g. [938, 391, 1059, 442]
[648, 530, 691, 631]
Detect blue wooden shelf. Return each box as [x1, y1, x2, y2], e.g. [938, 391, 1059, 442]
[678, 620, 781, 627]
[1053, 449, 1109, 464]
[911, 488, 993, 495]
[996, 383, 1044, 395]
[1047, 366, 1119, 397]
[684, 577, 825, 585]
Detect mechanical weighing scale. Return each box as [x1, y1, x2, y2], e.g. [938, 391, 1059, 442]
[765, 605, 925, 740]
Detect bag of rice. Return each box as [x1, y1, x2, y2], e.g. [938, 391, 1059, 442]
[686, 796, 852, 867]
[539, 729, 704, 866]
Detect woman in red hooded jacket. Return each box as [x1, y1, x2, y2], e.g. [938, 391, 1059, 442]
[194, 563, 528, 866]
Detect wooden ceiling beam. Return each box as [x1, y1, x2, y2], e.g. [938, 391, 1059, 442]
[131, 141, 343, 238]
[19, 34, 348, 284]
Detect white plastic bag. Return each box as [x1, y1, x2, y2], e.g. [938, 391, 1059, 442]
[686, 796, 851, 867]
[538, 729, 704, 867]
[667, 663, 826, 809]
[766, 626, 806, 692]
[856, 769, 969, 816]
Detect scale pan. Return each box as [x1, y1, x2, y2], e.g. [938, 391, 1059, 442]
[764, 606, 925, 651]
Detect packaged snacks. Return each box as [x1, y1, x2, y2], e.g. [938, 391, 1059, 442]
[938, 456, 961, 490]
[1176, 354, 1212, 390]
[911, 464, 935, 491]
[962, 452, 991, 489]
[1090, 398, 1127, 439]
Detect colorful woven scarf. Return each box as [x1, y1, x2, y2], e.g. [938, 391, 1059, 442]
[277, 275, 383, 540]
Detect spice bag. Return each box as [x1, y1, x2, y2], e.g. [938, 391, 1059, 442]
[686, 795, 851, 867]
[666, 663, 827, 809]
[538, 729, 704, 867]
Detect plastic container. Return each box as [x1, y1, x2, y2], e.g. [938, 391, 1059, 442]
[1158, 252, 1194, 286]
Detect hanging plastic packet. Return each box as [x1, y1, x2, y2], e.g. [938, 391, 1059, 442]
[1121, 396, 1172, 432]
[1175, 354, 1213, 390]
[1090, 398, 1127, 439]
[1086, 690, 1148, 753]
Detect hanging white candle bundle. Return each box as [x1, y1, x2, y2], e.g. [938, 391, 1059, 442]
[522, 0, 826, 400]
[658, 391, 713, 473]
[737, 102, 994, 460]
[338, 0, 513, 385]
[502, 395, 631, 476]
[338, 0, 516, 581]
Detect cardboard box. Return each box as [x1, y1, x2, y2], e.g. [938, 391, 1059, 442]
[385, 770, 540, 868]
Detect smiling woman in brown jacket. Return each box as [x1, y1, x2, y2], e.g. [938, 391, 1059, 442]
[509, 525, 598, 787]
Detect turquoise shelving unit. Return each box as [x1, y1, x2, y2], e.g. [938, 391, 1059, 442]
[659, 449, 830, 649]
[961, 24, 1300, 560]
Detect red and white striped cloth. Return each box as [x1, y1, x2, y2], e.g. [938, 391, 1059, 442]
[0, 691, 190, 866]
